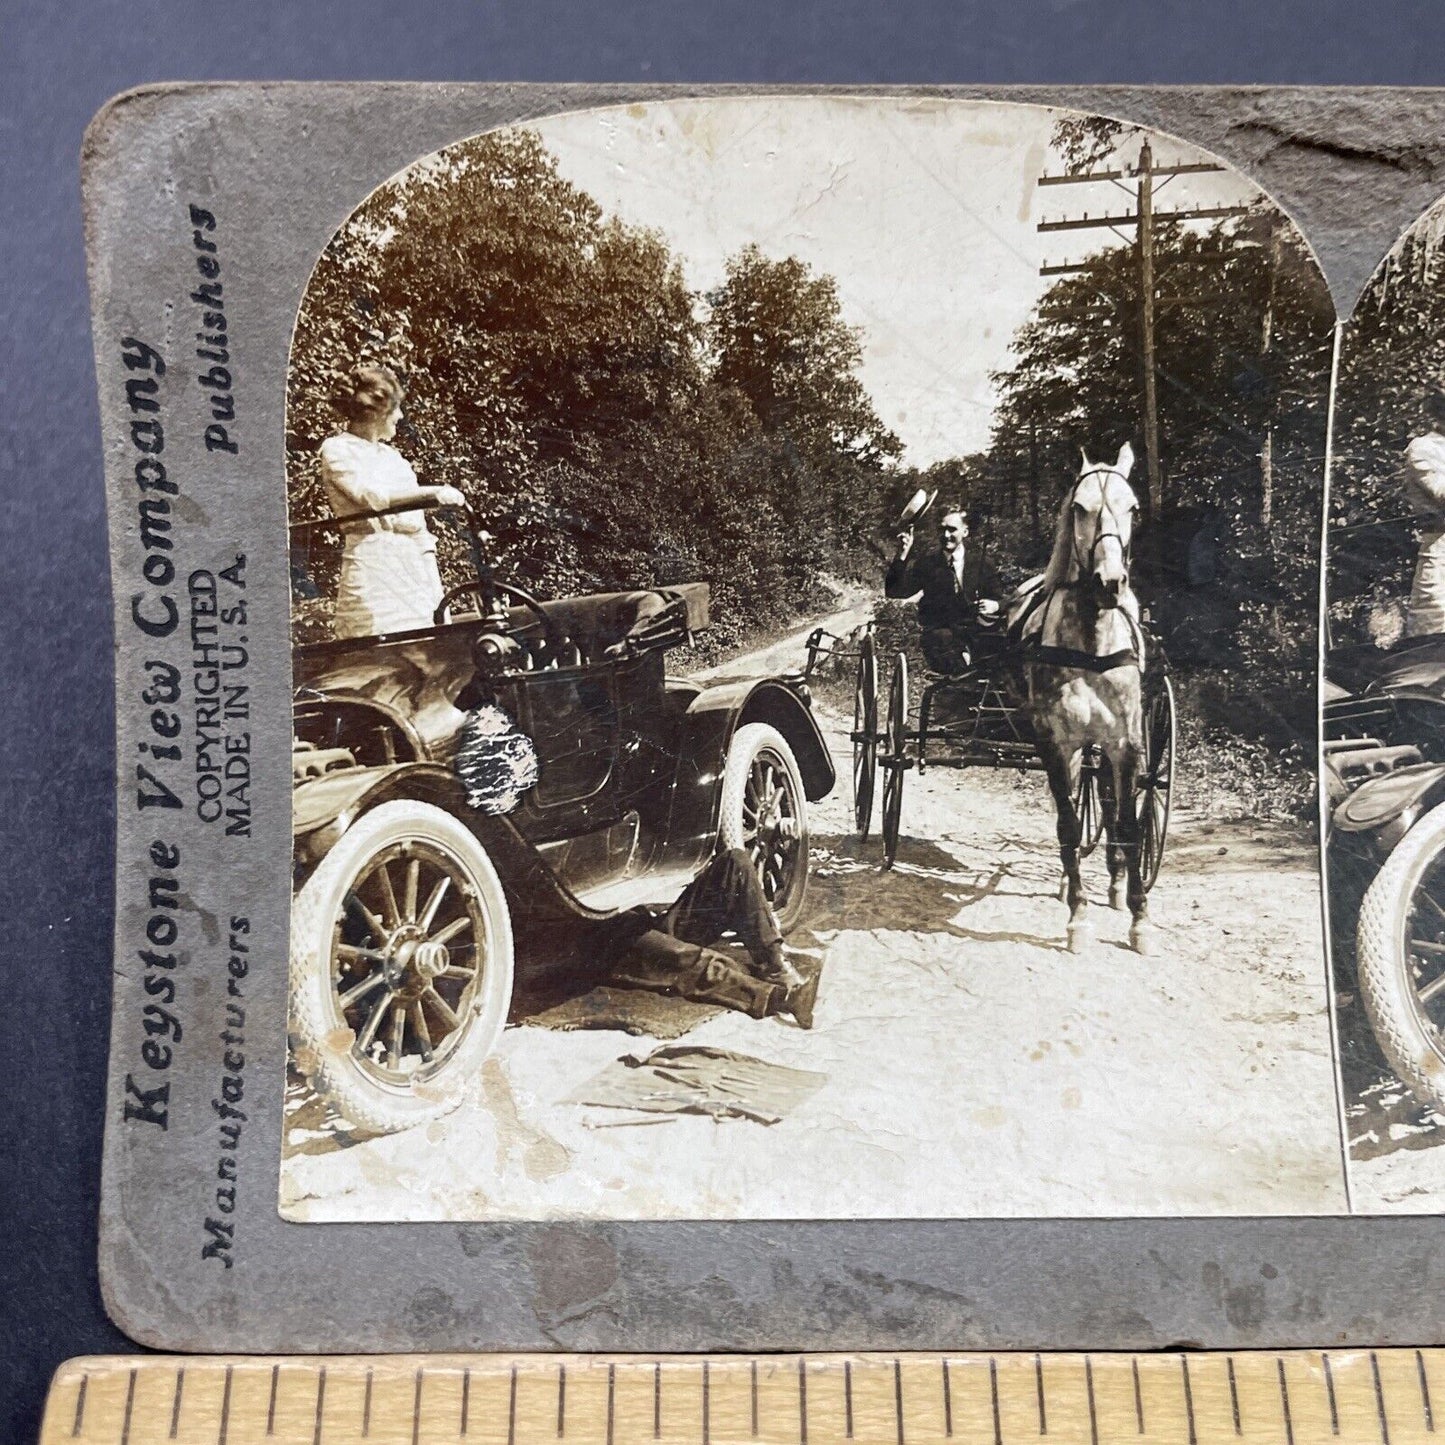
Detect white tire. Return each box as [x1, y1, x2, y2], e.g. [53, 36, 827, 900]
[719, 722, 810, 933]
[289, 799, 514, 1135]
[1358, 798, 1445, 1116]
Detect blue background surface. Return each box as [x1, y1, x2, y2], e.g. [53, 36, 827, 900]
[5, 0, 1445, 1437]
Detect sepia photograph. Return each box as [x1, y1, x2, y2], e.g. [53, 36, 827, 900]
[278, 96, 1343, 1222]
[1325, 196, 1445, 1212]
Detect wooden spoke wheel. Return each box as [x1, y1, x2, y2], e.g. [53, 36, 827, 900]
[289, 800, 514, 1135]
[1358, 799, 1445, 1116]
[881, 652, 909, 870]
[1138, 675, 1175, 891]
[852, 632, 879, 839]
[1074, 745, 1107, 859]
[720, 722, 811, 933]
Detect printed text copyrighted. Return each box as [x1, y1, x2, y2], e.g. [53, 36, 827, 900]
[116, 202, 257, 1275]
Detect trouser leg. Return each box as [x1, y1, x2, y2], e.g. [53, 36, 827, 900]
[606, 929, 779, 1018]
[664, 848, 787, 979]
[922, 626, 969, 673]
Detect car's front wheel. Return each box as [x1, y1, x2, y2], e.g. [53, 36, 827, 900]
[719, 722, 810, 933]
[289, 799, 514, 1135]
[1358, 798, 1445, 1117]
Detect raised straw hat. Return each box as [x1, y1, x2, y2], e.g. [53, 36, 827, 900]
[894, 486, 939, 530]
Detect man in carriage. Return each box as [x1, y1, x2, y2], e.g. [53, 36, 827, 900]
[884, 499, 1003, 674]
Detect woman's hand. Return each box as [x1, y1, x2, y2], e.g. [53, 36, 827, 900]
[434, 485, 466, 508]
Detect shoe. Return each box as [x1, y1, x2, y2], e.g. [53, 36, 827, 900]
[778, 967, 821, 1030]
[770, 959, 808, 991]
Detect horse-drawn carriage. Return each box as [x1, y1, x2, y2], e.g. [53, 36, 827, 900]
[804, 623, 1174, 884]
[843, 628, 1174, 877]
[815, 444, 1177, 953]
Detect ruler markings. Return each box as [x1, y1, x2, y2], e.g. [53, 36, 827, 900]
[894, 1357, 906, 1445]
[992, 1356, 1004, 1445]
[120, 1368, 137, 1445]
[217, 1366, 235, 1445]
[70, 1374, 87, 1438]
[313, 1365, 327, 1445]
[169, 1367, 185, 1439]
[799, 1357, 808, 1445]
[45, 1350, 1445, 1445]
[1181, 1355, 1198, 1445]
[1373, 1353, 1392, 1445]
[1278, 1358, 1296, 1445]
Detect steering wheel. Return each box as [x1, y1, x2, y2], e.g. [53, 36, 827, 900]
[434, 580, 569, 658]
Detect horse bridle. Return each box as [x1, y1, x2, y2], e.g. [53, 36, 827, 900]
[1020, 464, 1143, 673]
[1067, 464, 1136, 585]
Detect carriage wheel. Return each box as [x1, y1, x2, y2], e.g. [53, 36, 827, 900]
[852, 632, 878, 839]
[881, 652, 909, 870]
[1074, 747, 1107, 859]
[1137, 675, 1175, 891]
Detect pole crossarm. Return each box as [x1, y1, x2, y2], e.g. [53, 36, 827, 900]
[1037, 161, 1228, 185]
[1038, 204, 1250, 233]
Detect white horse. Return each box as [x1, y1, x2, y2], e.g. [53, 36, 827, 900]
[1007, 443, 1152, 954]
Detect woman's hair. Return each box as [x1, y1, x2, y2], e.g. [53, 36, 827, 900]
[332, 364, 404, 424]
[1425, 387, 1445, 427]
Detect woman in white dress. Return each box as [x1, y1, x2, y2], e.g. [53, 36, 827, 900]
[320, 365, 465, 639]
[1404, 389, 1445, 640]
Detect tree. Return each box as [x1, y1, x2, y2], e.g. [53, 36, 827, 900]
[706, 246, 901, 576]
[1330, 208, 1445, 640]
[984, 207, 1334, 747]
[1050, 115, 1136, 173]
[287, 130, 899, 650]
[289, 131, 703, 533]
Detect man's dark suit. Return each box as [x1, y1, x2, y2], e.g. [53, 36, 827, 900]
[885, 544, 1001, 673]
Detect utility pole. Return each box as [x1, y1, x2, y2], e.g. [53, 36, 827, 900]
[1137, 140, 1162, 519]
[1027, 412, 1041, 545]
[1258, 214, 1283, 534]
[1037, 147, 1249, 522]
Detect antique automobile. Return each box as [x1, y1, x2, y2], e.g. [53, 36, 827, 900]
[289, 501, 834, 1134]
[1325, 633, 1445, 1116]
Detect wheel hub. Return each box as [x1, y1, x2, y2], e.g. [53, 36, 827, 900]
[757, 786, 797, 843]
[380, 925, 450, 1000]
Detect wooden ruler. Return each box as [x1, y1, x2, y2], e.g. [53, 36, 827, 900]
[38, 1351, 1443, 1445]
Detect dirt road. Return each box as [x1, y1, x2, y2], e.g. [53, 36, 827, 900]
[282, 610, 1350, 1222]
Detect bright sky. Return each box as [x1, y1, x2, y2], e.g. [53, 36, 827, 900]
[526, 96, 1266, 466]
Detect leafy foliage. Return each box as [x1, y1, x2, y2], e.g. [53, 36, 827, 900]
[287, 129, 895, 645]
[1329, 207, 1445, 644]
[881, 198, 1334, 755]
[287, 119, 1329, 793]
